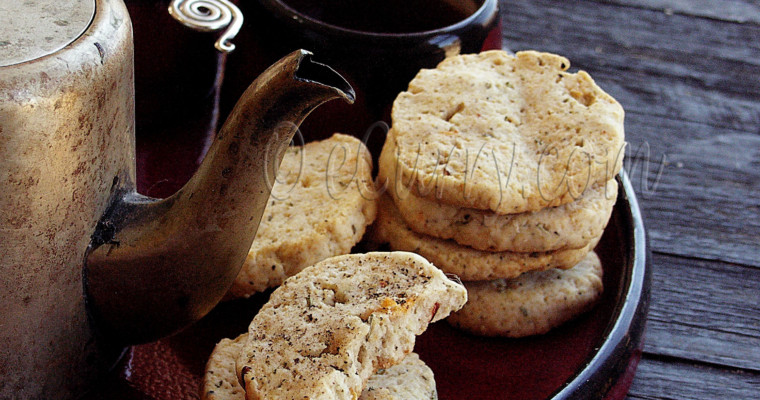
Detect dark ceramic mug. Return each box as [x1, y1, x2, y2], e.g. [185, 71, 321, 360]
[124, 0, 224, 132]
[223, 0, 501, 146]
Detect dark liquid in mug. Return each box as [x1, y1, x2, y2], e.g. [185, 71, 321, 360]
[282, 0, 483, 33]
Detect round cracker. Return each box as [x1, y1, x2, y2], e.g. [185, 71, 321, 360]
[371, 195, 601, 281]
[382, 50, 625, 214]
[202, 334, 248, 400]
[201, 334, 437, 400]
[447, 251, 603, 337]
[387, 174, 617, 252]
[228, 133, 377, 298]
[237, 252, 465, 400]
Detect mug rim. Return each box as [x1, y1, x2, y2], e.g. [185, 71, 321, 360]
[259, 0, 497, 40]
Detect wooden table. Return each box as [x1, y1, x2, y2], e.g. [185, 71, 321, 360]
[496, 0, 760, 398]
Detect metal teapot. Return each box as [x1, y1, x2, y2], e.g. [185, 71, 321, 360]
[0, 0, 353, 398]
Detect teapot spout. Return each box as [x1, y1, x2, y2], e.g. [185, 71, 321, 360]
[85, 50, 354, 345]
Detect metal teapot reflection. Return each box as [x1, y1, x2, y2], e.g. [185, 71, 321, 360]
[0, 0, 354, 398]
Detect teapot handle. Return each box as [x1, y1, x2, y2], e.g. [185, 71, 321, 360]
[168, 0, 243, 52]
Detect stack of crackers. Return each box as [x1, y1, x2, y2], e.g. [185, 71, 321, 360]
[373, 50, 625, 337]
[199, 50, 627, 399]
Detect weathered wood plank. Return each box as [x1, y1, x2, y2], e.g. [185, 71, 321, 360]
[499, 0, 760, 267]
[499, 3, 760, 395]
[601, 0, 760, 24]
[627, 356, 760, 400]
[499, 0, 760, 133]
[643, 254, 760, 371]
[623, 114, 760, 267]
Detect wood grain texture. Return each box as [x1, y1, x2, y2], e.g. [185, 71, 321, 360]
[500, 0, 760, 133]
[499, 0, 760, 265]
[499, 1, 760, 398]
[628, 356, 760, 400]
[623, 119, 760, 267]
[600, 0, 760, 24]
[644, 253, 760, 371]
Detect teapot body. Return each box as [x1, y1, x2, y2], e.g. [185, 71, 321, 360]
[0, 0, 354, 397]
[0, 0, 134, 397]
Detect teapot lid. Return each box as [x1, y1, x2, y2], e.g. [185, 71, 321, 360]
[0, 0, 95, 67]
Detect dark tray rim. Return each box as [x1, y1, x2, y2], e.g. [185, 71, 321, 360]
[551, 169, 652, 399]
